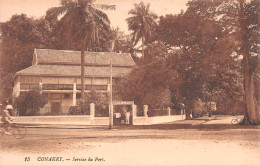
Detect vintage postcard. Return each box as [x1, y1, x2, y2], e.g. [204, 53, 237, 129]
[0, 0, 259, 166]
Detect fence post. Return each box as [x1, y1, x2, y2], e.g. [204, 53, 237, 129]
[132, 104, 137, 125]
[144, 105, 148, 118]
[90, 103, 95, 124]
[167, 107, 171, 116]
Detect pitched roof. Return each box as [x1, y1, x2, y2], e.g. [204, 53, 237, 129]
[17, 65, 132, 77]
[34, 49, 135, 67]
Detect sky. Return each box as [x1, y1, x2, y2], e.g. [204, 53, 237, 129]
[0, 0, 189, 33]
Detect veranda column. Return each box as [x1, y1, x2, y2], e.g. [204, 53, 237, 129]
[73, 83, 77, 106]
[144, 105, 148, 118]
[107, 84, 110, 91]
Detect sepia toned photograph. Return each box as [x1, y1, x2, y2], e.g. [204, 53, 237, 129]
[0, 0, 259, 165]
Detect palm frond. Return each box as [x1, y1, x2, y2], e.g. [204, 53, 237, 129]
[93, 4, 116, 10]
[45, 6, 66, 21]
[90, 7, 111, 28]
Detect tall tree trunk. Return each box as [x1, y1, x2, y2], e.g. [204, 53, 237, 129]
[252, 55, 260, 123]
[239, 0, 259, 124]
[254, 55, 260, 122]
[243, 55, 257, 123]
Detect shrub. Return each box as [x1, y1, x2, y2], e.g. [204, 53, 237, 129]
[13, 89, 47, 116]
[71, 90, 109, 117]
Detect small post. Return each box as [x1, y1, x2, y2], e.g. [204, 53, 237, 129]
[90, 103, 95, 124]
[132, 104, 137, 125]
[144, 105, 148, 118]
[167, 107, 171, 116]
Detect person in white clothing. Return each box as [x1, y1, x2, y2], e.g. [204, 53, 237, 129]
[125, 109, 130, 125]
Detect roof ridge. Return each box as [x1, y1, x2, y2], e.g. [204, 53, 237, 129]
[34, 48, 136, 67]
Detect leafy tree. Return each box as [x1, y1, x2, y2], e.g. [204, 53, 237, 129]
[117, 42, 171, 111]
[0, 73, 15, 103]
[184, 0, 259, 123]
[177, 0, 259, 123]
[156, 14, 184, 50]
[0, 14, 51, 73]
[155, 0, 250, 120]
[126, 1, 158, 58]
[0, 14, 52, 102]
[110, 27, 125, 52]
[115, 34, 142, 63]
[202, 58, 244, 115]
[13, 89, 47, 116]
[163, 16, 222, 118]
[238, 0, 259, 124]
[141, 41, 168, 64]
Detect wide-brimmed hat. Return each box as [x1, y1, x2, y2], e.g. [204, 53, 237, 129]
[6, 105, 13, 110]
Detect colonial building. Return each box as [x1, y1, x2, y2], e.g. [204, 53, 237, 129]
[13, 49, 135, 115]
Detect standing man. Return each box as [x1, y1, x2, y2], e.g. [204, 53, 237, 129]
[125, 107, 130, 125]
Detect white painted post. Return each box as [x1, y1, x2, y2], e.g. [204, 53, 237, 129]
[132, 104, 137, 125]
[109, 104, 114, 126]
[107, 83, 110, 92]
[73, 83, 77, 106]
[167, 107, 171, 116]
[144, 105, 148, 118]
[90, 103, 95, 124]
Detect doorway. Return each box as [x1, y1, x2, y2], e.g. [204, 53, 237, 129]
[51, 102, 61, 115]
[112, 101, 135, 125]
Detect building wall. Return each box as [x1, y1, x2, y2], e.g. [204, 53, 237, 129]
[14, 75, 116, 115]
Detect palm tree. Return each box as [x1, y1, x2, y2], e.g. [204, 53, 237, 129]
[110, 27, 124, 52]
[109, 28, 141, 63]
[126, 1, 158, 58]
[45, 0, 115, 103]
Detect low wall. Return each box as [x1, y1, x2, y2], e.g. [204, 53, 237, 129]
[14, 115, 91, 125]
[134, 115, 184, 125]
[93, 117, 109, 125]
[12, 115, 183, 126]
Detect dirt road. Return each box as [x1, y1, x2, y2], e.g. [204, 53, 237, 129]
[0, 120, 260, 166]
[0, 124, 259, 166]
